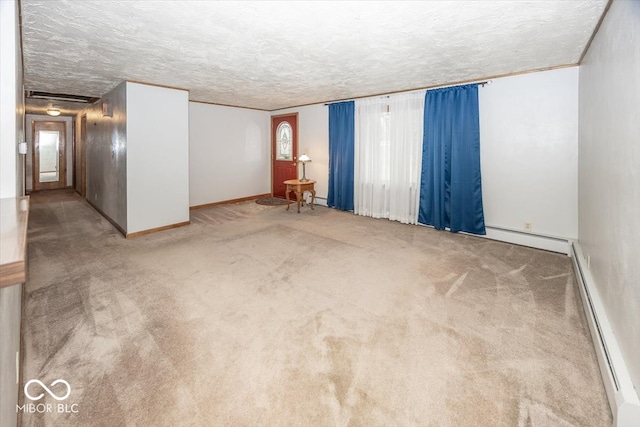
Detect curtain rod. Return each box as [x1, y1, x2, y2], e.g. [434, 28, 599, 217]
[323, 80, 491, 106]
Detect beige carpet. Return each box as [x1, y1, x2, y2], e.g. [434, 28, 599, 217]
[21, 190, 611, 426]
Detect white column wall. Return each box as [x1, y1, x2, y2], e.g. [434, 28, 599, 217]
[0, 0, 24, 198]
[126, 82, 190, 233]
[188, 102, 270, 207]
[0, 3, 24, 427]
[578, 0, 640, 393]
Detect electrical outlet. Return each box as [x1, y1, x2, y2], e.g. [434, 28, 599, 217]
[524, 222, 532, 231]
[587, 254, 591, 269]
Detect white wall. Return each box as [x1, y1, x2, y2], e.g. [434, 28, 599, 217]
[189, 102, 270, 207]
[25, 114, 74, 190]
[127, 82, 190, 233]
[0, 3, 24, 427]
[269, 104, 329, 203]
[479, 67, 579, 240]
[578, 0, 640, 394]
[271, 69, 579, 246]
[0, 0, 24, 198]
[0, 284, 21, 427]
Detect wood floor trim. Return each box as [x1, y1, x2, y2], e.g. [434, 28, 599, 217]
[190, 193, 271, 210]
[86, 199, 127, 237]
[126, 221, 191, 239]
[86, 199, 191, 238]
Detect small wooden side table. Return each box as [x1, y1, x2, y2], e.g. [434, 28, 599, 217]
[284, 179, 316, 213]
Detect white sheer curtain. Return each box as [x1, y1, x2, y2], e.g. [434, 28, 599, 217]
[354, 92, 424, 224]
[355, 97, 388, 219]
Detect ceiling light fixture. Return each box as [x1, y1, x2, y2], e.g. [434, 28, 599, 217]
[46, 107, 61, 117]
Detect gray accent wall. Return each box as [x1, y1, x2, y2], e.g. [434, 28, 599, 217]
[86, 81, 127, 231]
[578, 0, 640, 392]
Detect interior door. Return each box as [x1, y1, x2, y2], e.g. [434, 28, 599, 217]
[271, 113, 298, 198]
[33, 121, 66, 191]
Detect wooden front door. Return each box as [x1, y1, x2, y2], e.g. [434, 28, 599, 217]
[271, 113, 298, 198]
[33, 121, 66, 191]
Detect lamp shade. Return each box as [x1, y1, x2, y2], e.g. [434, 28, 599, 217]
[298, 153, 311, 163]
[46, 108, 61, 117]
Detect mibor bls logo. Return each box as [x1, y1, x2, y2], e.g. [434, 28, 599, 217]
[17, 379, 79, 414]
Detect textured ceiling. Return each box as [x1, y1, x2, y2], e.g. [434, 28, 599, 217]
[21, 0, 607, 112]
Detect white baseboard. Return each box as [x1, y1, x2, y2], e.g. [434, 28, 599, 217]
[482, 226, 570, 254]
[571, 242, 640, 427]
[323, 210, 570, 254]
[306, 194, 328, 207]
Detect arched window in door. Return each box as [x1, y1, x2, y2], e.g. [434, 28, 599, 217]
[276, 121, 292, 160]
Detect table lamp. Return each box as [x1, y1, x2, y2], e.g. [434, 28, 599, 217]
[298, 154, 311, 182]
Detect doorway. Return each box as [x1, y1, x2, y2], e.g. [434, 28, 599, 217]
[271, 113, 298, 198]
[32, 121, 67, 191]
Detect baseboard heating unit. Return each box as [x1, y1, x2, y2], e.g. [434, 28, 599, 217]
[570, 242, 640, 427]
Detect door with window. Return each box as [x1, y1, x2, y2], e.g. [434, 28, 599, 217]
[33, 121, 66, 191]
[271, 113, 298, 198]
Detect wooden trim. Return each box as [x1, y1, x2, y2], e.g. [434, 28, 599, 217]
[18, 275, 26, 417]
[578, 0, 613, 64]
[86, 199, 127, 237]
[28, 185, 75, 193]
[271, 113, 299, 197]
[32, 120, 67, 191]
[270, 112, 299, 119]
[125, 79, 190, 93]
[274, 64, 579, 111]
[476, 64, 578, 82]
[189, 99, 270, 112]
[71, 117, 76, 189]
[80, 114, 87, 197]
[18, 0, 25, 78]
[87, 198, 191, 238]
[191, 63, 581, 113]
[126, 221, 190, 239]
[0, 197, 29, 289]
[0, 261, 26, 288]
[30, 120, 35, 189]
[190, 193, 271, 210]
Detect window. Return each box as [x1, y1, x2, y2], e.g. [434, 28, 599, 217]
[276, 121, 292, 160]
